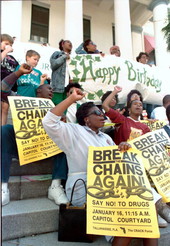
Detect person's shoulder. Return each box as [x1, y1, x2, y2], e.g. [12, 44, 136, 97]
[32, 67, 42, 75]
[33, 67, 41, 72]
[153, 106, 164, 112]
[51, 50, 62, 57]
[6, 54, 18, 63]
[14, 64, 20, 72]
[101, 131, 115, 144]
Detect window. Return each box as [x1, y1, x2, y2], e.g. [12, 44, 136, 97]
[112, 25, 115, 45]
[83, 18, 91, 42]
[30, 4, 49, 43]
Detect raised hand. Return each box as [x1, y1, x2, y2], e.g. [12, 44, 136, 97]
[19, 63, 32, 74]
[40, 74, 48, 84]
[69, 87, 85, 102]
[5, 45, 13, 53]
[118, 142, 131, 151]
[114, 85, 122, 93]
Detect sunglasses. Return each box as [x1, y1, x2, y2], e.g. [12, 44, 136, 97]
[87, 110, 104, 117]
[89, 42, 96, 46]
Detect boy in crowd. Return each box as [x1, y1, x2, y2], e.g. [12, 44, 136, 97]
[1, 34, 19, 125]
[16, 50, 48, 97]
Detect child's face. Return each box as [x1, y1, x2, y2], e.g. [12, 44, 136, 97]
[26, 55, 40, 67]
[1, 40, 12, 50]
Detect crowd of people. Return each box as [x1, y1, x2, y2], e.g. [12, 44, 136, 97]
[1, 33, 170, 246]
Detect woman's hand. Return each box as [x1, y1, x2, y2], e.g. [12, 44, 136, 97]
[118, 142, 131, 151]
[114, 86, 122, 93]
[102, 86, 122, 113]
[50, 87, 85, 116]
[69, 88, 85, 102]
[116, 108, 126, 115]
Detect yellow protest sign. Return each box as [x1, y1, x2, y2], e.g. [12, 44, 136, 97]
[87, 145, 159, 238]
[8, 96, 62, 165]
[141, 120, 167, 131]
[129, 129, 170, 202]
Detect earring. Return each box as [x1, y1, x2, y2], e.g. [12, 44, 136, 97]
[85, 120, 90, 126]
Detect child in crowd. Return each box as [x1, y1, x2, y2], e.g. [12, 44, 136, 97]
[50, 39, 72, 105]
[1, 34, 19, 78]
[1, 63, 32, 102]
[16, 50, 48, 97]
[1, 34, 19, 125]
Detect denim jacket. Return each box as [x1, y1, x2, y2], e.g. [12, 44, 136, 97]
[50, 51, 68, 93]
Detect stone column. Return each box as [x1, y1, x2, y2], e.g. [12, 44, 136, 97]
[131, 25, 144, 60]
[114, 0, 133, 60]
[149, 0, 169, 67]
[65, 0, 83, 53]
[1, 0, 22, 41]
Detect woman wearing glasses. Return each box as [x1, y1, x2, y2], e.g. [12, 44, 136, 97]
[75, 39, 101, 54]
[43, 87, 131, 246]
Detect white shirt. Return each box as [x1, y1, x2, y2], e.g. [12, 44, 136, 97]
[66, 103, 77, 123]
[150, 106, 167, 121]
[43, 111, 114, 205]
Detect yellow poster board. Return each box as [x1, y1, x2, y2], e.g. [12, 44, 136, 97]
[141, 120, 167, 131]
[87, 145, 160, 238]
[129, 129, 170, 202]
[8, 96, 62, 165]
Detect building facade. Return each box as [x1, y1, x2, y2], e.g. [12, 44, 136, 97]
[1, 0, 170, 67]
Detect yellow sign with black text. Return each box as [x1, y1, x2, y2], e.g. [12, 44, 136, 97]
[129, 129, 170, 202]
[141, 120, 166, 131]
[87, 146, 160, 238]
[8, 96, 62, 165]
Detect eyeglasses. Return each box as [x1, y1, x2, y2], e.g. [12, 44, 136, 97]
[87, 110, 104, 117]
[89, 42, 96, 46]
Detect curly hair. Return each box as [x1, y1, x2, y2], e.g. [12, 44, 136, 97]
[136, 52, 149, 62]
[101, 91, 119, 104]
[126, 90, 143, 108]
[65, 83, 82, 93]
[83, 39, 92, 52]
[59, 39, 64, 51]
[76, 102, 95, 125]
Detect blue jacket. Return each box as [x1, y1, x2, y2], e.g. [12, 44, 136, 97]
[50, 50, 68, 93]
